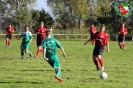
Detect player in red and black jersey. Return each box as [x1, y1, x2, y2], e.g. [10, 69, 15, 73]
[6, 24, 14, 47]
[34, 21, 47, 58]
[118, 23, 127, 49]
[89, 24, 97, 44]
[84, 24, 110, 71]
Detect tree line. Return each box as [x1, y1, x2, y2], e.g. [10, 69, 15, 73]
[0, 0, 53, 32]
[47, 0, 133, 35]
[0, 0, 133, 35]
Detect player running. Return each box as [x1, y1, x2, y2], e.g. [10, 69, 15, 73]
[118, 23, 127, 49]
[84, 24, 110, 71]
[20, 26, 33, 60]
[89, 24, 97, 44]
[42, 29, 66, 83]
[6, 24, 14, 47]
[34, 21, 47, 58]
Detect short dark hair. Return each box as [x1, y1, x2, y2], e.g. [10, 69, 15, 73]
[25, 25, 28, 28]
[101, 24, 105, 27]
[46, 29, 51, 36]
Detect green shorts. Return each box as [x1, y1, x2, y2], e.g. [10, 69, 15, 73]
[20, 42, 30, 50]
[47, 55, 60, 69]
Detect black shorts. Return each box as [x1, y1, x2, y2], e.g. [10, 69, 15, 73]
[93, 45, 105, 55]
[36, 38, 44, 46]
[118, 36, 125, 42]
[6, 35, 12, 39]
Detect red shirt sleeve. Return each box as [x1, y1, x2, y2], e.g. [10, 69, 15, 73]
[124, 28, 127, 33]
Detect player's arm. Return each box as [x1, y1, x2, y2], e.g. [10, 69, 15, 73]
[105, 34, 110, 52]
[43, 48, 49, 61]
[106, 42, 110, 52]
[42, 41, 49, 61]
[118, 28, 121, 34]
[84, 39, 91, 45]
[60, 47, 66, 58]
[6, 28, 8, 34]
[55, 39, 66, 58]
[29, 33, 33, 42]
[11, 28, 14, 33]
[84, 33, 95, 45]
[124, 28, 127, 34]
[34, 29, 40, 34]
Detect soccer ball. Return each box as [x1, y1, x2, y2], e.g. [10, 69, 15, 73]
[99, 72, 107, 79]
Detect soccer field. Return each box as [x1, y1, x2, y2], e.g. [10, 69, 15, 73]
[0, 40, 133, 88]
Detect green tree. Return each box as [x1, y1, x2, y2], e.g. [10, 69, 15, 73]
[32, 9, 54, 30]
[0, 0, 36, 31]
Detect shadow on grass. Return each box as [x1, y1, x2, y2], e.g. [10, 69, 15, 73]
[0, 81, 44, 84]
[20, 69, 54, 72]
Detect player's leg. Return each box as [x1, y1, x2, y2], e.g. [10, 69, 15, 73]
[20, 43, 25, 59]
[118, 42, 122, 49]
[6, 35, 9, 47]
[93, 55, 100, 70]
[53, 56, 63, 82]
[97, 46, 105, 71]
[55, 67, 63, 83]
[25, 43, 32, 57]
[121, 37, 126, 49]
[21, 48, 25, 60]
[118, 37, 123, 49]
[90, 34, 93, 45]
[8, 35, 11, 46]
[92, 46, 100, 70]
[97, 55, 104, 71]
[35, 39, 43, 58]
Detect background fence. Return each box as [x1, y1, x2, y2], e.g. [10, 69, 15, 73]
[0, 34, 133, 41]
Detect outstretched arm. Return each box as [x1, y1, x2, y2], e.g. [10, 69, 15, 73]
[84, 39, 91, 45]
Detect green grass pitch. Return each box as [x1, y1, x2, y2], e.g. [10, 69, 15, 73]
[0, 40, 133, 88]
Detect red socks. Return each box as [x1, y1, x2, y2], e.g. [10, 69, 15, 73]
[98, 58, 104, 67]
[119, 43, 122, 49]
[6, 40, 10, 46]
[8, 41, 10, 46]
[35, 49, 41, 57]
[35, 48, 44, 57]
[93, 59, 99, 68]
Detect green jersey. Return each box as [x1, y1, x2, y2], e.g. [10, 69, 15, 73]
[42, 38, 62, 58]
[21, 31, 32, 44]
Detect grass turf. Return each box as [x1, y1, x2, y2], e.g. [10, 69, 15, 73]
[0, 40, 133, 88]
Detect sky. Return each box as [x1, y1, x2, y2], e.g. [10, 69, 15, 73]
[34, 0, 54, 17]
[34, 0, 48, 11]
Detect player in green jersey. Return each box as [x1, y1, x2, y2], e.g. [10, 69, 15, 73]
[20, 26, 33, 60]
[42, 29, 66, 83]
